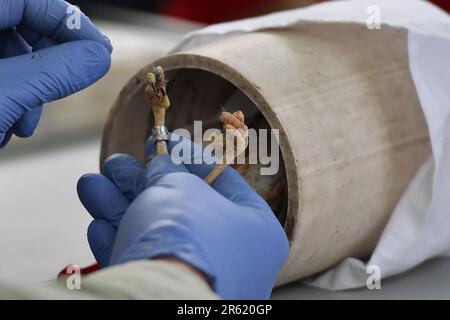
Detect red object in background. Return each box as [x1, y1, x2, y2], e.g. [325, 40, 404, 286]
[431, 0, 450, 13]
[58, 262, 100, 279]
[159, 0, 272, 24]
[161, 0, 450, 24]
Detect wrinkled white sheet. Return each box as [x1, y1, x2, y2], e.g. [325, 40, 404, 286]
[171, 0, 450, 289]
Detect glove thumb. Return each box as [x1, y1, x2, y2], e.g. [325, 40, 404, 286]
[0, 40, 111, 134]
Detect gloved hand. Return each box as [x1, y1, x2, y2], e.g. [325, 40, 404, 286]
[0, 0, 113, 147]
[77, 134, 289, 299]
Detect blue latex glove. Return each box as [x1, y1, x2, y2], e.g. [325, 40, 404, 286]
[0, 0, 113, 147]
[77, 134, 289, 299]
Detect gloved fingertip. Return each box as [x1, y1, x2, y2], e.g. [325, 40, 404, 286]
[102, 35, 113, 53]
[11, 125, 32, 138]
[12, 106, 42, 138]
[87, 219, 116, 268]
[77, 173, 95, 191]
[15, 41, 112, 106]
[77, 173, 101, 205]
[77, 173, 108, 208]
[80, 40, 112, 81]
[77, 172, 122, 203]
[103, 153, 145, 201]
[47, 40, 112, 95]
[77, 173, 129, 224]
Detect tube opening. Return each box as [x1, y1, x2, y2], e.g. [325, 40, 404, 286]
[159, 68, 288, 224]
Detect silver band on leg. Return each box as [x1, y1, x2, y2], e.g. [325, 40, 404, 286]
[146, 126, 169, 162]
[148, 125, 169, 144]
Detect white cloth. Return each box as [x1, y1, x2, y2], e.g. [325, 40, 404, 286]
[171, 0, 450, 289]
